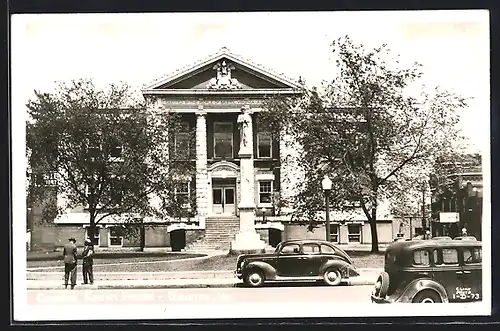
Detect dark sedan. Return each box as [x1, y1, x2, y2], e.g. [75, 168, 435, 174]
[235, 239, 359, 287]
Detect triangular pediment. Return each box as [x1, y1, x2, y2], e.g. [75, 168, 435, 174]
[142, 47, 302, 91]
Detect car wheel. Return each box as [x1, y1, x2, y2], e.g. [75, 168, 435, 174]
[323, 268, 342, 286]
[374, 271, 390, 298]
[244, 269, 264, 287]
[412, 290, 442, 303]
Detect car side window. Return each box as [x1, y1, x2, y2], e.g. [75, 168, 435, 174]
[441, 248, 459, 265]
[413, 249, 430, 266]
[303, 243, 321, 254]
[320, 244, 336, 254]
[280, 244, 300, 254]
[463, 247, 482, 264]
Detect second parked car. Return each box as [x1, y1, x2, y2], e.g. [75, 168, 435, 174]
[235, 239, 359, 287]
[371, 239, 482, 303]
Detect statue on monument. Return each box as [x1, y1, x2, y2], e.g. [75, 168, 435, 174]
[207, 60, 242, 90]
[237, 107, 252, 154]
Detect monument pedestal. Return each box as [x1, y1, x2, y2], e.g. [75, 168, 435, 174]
[230, 205, 266, 254]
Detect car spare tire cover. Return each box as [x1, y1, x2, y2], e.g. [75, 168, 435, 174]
[377, 271, 390, 298]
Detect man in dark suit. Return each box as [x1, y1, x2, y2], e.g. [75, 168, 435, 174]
[82, 239, 94, 284]
[62, 237, 78, 289]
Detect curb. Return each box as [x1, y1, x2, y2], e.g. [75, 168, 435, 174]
[27, 269, 383, 281]
[26, 270, 235, 280]
[26, 277, 376, 290]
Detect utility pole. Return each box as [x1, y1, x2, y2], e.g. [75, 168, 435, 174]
[422, 181, 427, 232]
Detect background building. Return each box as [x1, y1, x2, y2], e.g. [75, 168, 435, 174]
[430, 154, 483, 239]
[29, 48, 398, 251]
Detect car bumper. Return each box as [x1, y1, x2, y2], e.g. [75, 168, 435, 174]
[234, 270, 243, 279]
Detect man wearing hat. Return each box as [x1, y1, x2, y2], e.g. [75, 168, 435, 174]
[62, 237, 78, 289]
[82, 239, 94, 284]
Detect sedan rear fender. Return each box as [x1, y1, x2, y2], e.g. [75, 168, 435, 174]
[400, 278, 449, 303]
[320, 260, 358, 278]
[246, 261, 277, 280]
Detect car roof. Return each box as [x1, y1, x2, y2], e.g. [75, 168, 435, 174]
[281, 239, 334, 245]
[387, 239, 481, 253]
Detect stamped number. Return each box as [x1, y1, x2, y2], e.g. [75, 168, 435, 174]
[452, 287, 480, 300]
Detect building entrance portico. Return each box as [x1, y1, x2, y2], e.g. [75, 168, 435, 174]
[212, 178, 236, 215]
[208, 161, 240, 217]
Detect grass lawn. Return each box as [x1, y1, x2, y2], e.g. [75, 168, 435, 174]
[27, 253, 206, 269]
[28, 251, 384, 272]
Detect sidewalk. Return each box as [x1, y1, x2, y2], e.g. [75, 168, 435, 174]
[26, 269, 381, 290]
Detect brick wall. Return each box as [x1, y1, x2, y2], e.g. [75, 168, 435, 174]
[123, 229, 141, 247]
[283, 222, 394, 245]
[31, 224, 85, 251]
[145, 225, 170, 247]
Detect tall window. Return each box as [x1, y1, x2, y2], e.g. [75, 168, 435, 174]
[257, 132, 272, 158]
[214, 122, 233, 159]
[330, 225, 339, 243]
[109, 226, 124, 247]
[259, 181, 272, 204]
[174, 122, 191, 160]
[347, 224, 361, 243]
[174, 181, 190, 208]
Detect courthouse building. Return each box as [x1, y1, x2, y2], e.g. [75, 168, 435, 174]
[29, 48, 396, 251]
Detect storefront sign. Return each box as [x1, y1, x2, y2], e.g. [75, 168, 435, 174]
[439, 212, 460, 223]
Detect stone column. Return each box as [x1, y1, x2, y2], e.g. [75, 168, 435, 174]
[231, 105, 266, 253]
[195, 107, 208, 228]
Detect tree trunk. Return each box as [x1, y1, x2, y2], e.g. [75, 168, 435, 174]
[140, 222, 145, 252]
[370, 207, 379, 253]
[88, 213, 97, 245]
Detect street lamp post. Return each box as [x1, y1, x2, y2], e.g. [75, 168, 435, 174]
[322, 175, 332, 242]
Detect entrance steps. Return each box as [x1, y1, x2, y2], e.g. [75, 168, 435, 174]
[184, 216, 240, 252]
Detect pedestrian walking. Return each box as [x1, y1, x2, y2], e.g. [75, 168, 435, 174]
[62, 237, 78, 289]
[82, 239, 94, 284]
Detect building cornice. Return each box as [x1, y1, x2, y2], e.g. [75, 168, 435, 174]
[141, 88, 301, 96]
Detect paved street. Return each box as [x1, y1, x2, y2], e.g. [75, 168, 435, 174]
[27, 285, 374, 306]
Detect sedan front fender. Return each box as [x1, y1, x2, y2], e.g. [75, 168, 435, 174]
[246, 261, 278, 280]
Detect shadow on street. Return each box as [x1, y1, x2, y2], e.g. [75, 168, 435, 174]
[234, 281, 350, 288]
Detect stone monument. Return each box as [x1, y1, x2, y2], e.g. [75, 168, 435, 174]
[230, 106, 266, 253]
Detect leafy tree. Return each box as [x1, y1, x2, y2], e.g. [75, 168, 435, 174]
[259, 36, 468, 252]
[26, 78, 196, 243]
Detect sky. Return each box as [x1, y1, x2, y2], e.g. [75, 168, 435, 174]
[11, 10, 490, 153]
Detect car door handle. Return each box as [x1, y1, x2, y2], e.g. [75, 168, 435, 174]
[456, 271, 463, 275]
[463, 271, 471, 274]
[298, 257, 307, 260]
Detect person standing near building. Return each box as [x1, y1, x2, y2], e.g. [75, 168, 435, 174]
[62, 237, 78, 289]
[82, 239, 94, 284]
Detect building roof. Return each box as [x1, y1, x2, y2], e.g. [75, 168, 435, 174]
[141, 47, 303, 92]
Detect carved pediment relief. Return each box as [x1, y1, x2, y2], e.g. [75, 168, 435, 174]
[206, 60, 242, 90]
